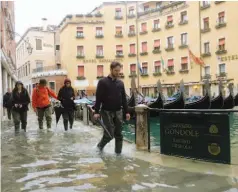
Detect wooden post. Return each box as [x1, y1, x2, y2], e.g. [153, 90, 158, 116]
[135, 104, 149, 150]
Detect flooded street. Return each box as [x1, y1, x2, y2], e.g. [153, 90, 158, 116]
[1, 112, 238, 192]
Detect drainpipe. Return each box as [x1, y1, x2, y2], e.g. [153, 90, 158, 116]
[198, 1, 203, 90]
[135, 1, 140, 92]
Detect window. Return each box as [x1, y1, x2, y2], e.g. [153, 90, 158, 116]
[35, 60, 43, 72]
[184, 86, 189, 96]
[204, 66, 210, 75]
[141, 23, 147, 32]
[56, 45, 60, 51]
[77, 46, 84, 56]
[78, 66, 84, 77]
[218, 38, 225, 50]
[218, 12, 225, 23]
[129, 44, 135, 54]
[167, 87, 175, 97]
[156, 2, 162, 8]
[154, 39, 160, 50]
[219, 63, 225, 73]
[129, 7, 134, 15]
[144, 5, 149, 11]
[180, 11, 187, 22]
[96, 45, 103, 56]
[76, 27, 83, 37]
[49, 82, 56, 91]
[129, 25, 135, 33]
[96, 27, 103, 36]
[181, 57, 188, 70]
[97, 65, 104, 77]
[142, 62, 148, 74]
[142, 88, 149, 97]
[181, 33, 187, 45]
[28, 62, 30, 74]
[167, 59, 174, 72]
[25, 65, 28, 76]
[141, 42, 147, 52]
[167, 36, 174, 48]
[116, 45, 123, 55]
[203, 17, 209, 29]
[115, 26, 122, 35]
[154, 61, 161, 73]
[153, 19, 160, 29]
[115, 8, 122, 17]
[202, 1, 210, 6]
[204, 42, 210, 53]
[167, 15, 173, 25]
[36, 39, 42, 50]
[130, 64, 136, 75]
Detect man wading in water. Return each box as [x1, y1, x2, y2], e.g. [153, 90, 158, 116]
[94, 62, 130, 154]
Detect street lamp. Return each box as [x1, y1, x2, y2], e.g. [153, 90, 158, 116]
[26, 44, 33, 55]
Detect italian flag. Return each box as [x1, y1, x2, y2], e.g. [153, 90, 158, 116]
[161, 56, 167, 72]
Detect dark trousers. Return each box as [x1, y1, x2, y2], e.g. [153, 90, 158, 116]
[37, 106, 52, 129]
[12, 110, 27, 131]
[62, 110, 74, 131]
[7, 108, 11, 120]
[97, 110, 123, 154]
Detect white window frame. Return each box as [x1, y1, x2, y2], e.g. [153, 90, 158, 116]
[77, 64, 86, 77]
[96, 45, 104, 56]
[140, 40, 148, 53]
[153, 60, 162, 73]
[48, 81, 56, 92]
[141, 61, 149, 74]
[95, 26, 104, 36]
[167, 58, 175, 71]
[140, 22, 148, 32]
[129, 43, 136, 54]
[129, 63, 137, 74]
[180, 56, 189, 70]
[181, 32, 188, 45]
[115, 25, 123, 35]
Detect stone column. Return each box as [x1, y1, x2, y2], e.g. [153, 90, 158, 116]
[8, 75, 12, 90]
[82, 103, 89, 125]
[0, 66, 3, 121]
[135, 104, 149, 151]
[2, 69, 8, 94]
[12, 78, 15, 90]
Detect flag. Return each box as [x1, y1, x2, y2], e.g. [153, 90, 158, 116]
[137, 62, 143, 74]
[188, 49, 205, 68]
[161, 56, 167, 72]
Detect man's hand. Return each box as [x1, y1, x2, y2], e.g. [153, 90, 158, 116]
[126, 113, 130, 121]
[93, 113, 100, 120]
[71, 97, 74, 100]
[19, 104, 22, 108]
[14, 104, 18, 108]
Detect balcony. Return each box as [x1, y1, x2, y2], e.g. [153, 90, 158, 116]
[200, 4, 210, 10]
[140, 31, 148, 35]
[179, 20, 188, 25]
[128, 32, 136, 37]
[215, 22, 227, 29]
[77, 76, 86, 80]
[127, 14, 136, 19]
[215, 1, 224, 4]
[215, 49, 227, 55]
[216, 72, 227, 78]
[153, 72, 162, 76]
[96, 55, 104, 58]
[165, 23, 174, 29]
[166, 70, 175, 75]
[95, 12, 103, 17]
[179, 44, 188, 49]
[115, 33, 123, 38]
[129, 73, 137, 78]
[140, 73, 149, 77]
[140, 52, 148, 56]
[201, 52, 211, 57]
[76, 14, 84, 17]
[76, 55, 85, 59]
[202, 74, 211, 80]
[152, 27, 161, 32]
[165, 46, 174, 52]
[32, 65, 67, 78]
[115, 15, 123, 20]
[179, 69, 189, 74]
[96, 76, 104, 79]
[152, 49, 161, 54]
[85, 14, 93, 17]
[115, 54, 124, 58]
[95, 34, 104, 38]
[201, 28, 211, 33]
[119, 73, 125, 78]
[128, 53, 136, 57]
[76, 35, 84, 39]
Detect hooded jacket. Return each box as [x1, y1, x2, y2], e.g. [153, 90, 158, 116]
[11, 81, 30, 112]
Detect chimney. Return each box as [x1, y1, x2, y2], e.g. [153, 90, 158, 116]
[42, 18, 47, 31]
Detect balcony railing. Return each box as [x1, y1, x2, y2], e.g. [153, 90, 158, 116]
[216, 72, 227, 78]
[32, 65, 63, 73]
[201, 27, 211, 33]
[215, 22, 227, 29]
[127, 14, 136, 18]
[202, 74, 211, 79]
[128, 32, 136, 37]
[201, 52, 211, 57]
[165, 45, 174, 51]
[115, 15, 123, 20]
[200, 4, 210, 10]
[215, 49, 227, 55]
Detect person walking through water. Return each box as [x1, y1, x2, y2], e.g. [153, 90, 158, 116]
[32, 79, 58, 129]
[3, 88, 12, 120]
[93, 62, 130, 155]
[10, 81, 30, 132]
[58, 78, 76, 131]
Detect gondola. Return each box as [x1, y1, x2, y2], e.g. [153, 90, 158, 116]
[210, 92, 224, 109]
[234, 93, 238, 106]
[222, 83, 235, 109]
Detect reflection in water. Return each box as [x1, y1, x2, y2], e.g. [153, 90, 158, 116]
[1, 113, 238, 192]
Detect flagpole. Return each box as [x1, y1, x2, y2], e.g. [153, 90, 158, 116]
[198, 1, 202, 82]
[135, 1, 140, 91]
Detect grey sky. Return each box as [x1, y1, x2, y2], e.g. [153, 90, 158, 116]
[15, 0, 107, 39]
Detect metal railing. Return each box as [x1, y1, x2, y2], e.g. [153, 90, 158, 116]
[32, 65, 63, 73]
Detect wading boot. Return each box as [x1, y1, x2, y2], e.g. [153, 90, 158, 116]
[115, 139, 123, 155]
[64, 120, 68, 131]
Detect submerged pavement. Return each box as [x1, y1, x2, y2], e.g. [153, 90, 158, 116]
[1, 112, 238, 192]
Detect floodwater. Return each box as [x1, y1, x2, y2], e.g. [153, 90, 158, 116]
[1, 113, 238, 192]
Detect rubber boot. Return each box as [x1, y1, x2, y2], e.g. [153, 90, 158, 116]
[21, 123, 27, 132]
[64, 120, 68, 131]
[115, 139, 123, 155]
[97, 136, 110, 152]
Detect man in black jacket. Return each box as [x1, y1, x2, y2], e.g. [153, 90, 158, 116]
[3, 88, 12, 120]
[93, 61, 130, 154]
[58, 79, 75, 131]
